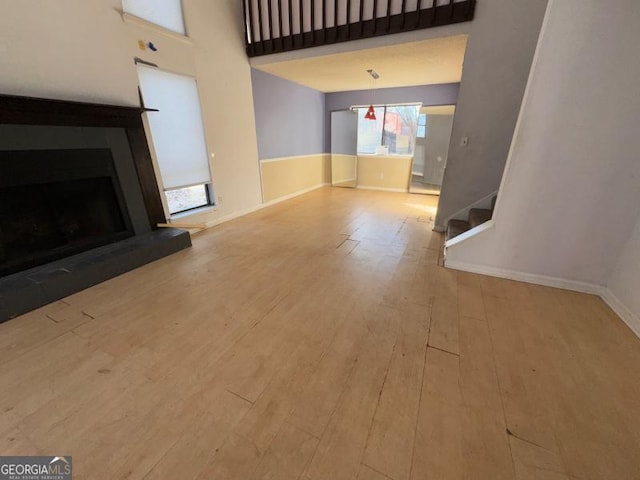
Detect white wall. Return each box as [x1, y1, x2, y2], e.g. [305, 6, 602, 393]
[446, 0, 640, 289]
[434, 0, 548, 229]
[0, 0, 262, 224]
[0, 1, 139, 105]
[181, 0, 263, 220]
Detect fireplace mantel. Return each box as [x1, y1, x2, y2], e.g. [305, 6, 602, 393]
[0, 93, 165, 227]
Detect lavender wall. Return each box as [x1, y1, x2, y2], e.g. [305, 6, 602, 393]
[251, 68, 326, 159]
[324, 83, 459, 151]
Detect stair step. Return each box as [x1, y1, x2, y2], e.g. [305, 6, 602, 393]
[446, 219, 471, 241]
[468, 208, 492, 228]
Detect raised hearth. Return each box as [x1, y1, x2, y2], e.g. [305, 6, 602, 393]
[0, 94, 191, 322]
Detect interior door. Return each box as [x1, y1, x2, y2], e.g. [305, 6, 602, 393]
[331, 110, 358, 188]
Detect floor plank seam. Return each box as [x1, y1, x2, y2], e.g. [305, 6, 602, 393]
[362, 462, 398, 480]
[225, 389, 254, 405]
[506, 428, 556, 454]
[308, 352, 362, 447]
[425, 344, 460, 357]
[407, 344, 430, 480]
[284, 420, 320, 440]
[45, 314, 61, 324]
[478, 281, 519, 480]
[358, 339, 397, 479]
[139, 432, 185, 480]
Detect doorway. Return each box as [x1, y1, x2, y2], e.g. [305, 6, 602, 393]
[409, 105, 455, 195]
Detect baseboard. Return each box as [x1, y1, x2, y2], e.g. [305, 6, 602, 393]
[332, 177, 357, 184]
[356, 185, 408, 193]
[203, 203, 265, 229]
[445, 259, 640, 340]
[600, 288, 640, 338]
[201, 184, 329, 231]
[259, 153, 330, 163]
[262, 183, 329, 207]
[444, 259, 604, 295]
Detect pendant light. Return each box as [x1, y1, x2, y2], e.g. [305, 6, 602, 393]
[365, 105, 376, 120]
[366, 69, 379, 121]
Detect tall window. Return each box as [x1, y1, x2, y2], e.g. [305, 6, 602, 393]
[356, 104, 421, 155]
[136, 66, 213, 215]
[122, 0, 186, 35]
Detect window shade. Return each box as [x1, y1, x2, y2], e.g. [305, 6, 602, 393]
[122, 0, 186, 35]
[137, 66, 211, 190]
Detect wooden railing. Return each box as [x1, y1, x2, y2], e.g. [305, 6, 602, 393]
[243, 0, 476, 57]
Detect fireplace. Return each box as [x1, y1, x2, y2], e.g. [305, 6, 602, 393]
[0, 94, 191, 322]
[0, 149, 134, 277]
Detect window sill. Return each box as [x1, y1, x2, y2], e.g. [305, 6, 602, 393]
[170, 204, 217, 220]
[122, 12, 193, 45]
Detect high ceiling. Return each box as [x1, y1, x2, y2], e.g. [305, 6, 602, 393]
[253, 34, 468, 93]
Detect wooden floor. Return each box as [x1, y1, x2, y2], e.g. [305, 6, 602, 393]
[1, 187, 640, 480]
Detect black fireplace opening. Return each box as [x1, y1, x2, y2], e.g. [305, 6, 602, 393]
[0, 149, 134, 277]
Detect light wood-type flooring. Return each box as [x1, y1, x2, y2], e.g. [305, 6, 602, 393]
[1, 187, 640, 479]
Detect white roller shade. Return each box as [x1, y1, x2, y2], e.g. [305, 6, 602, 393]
[137, 66, 211, 190]
[122, 0, 186, 35]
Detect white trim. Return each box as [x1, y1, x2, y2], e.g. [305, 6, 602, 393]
[260, 153, 329, 163]
[263, 183, 329, 207]
[332, 177, 357, 184]
[600, 289, 640, 338]
[190, 183, 329, 232]
[443, 257, 640, 340]
[121, 12, 193, 44]
[201, 204, 265, 230]
[444, 260, 604, 295]
[258, 154, 329, 203]
[445, 220, 494, 248]
[356, 185, 408, 193]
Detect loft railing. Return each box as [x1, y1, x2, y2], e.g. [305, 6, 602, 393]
[243, 0, 475, 57]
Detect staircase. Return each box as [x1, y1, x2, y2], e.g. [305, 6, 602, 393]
[445, 195, 496, 241]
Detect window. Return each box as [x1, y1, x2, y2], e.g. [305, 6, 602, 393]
[356, 104, 421, 156]
[122, 0, 186, 35]
[136, 65, 213, 216]
[356, 106, 385, 154]
[165, 184, 210, 215]
[417, 113, 427, 138]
